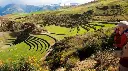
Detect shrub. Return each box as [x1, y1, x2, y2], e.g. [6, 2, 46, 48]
[44, 28, 114, 70]
[0, 56, 44, 71]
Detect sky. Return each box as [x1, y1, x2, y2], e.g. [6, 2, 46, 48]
[0, 0, 94, 6]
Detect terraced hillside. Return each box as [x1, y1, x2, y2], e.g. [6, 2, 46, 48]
[0, 0, 126, 71]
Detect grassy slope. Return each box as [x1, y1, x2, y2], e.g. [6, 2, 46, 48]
[57, 0, 128, 15]
[4, 0, 127, 23]
[7, 0, 128, 17]
[55, 0, 128, 21]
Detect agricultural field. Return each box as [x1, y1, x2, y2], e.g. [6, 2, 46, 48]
[0, 34, 54, 62]
[0, 22, 115, 63]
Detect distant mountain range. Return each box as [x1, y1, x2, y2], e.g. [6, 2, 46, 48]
[0, 4, 61, 16]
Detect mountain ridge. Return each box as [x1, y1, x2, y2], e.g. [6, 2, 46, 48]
[0, 4, 61, 16]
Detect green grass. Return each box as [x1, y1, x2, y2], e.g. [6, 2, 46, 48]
[44, 23, 115, 40]
[44, 25, 87, 40]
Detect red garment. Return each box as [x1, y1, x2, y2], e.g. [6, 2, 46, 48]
[114, 33, 121, 44]
[119, 57, 128, 68]
[114, 32, 127, 49]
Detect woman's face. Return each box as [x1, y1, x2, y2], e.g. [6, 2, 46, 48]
[118, 26, 125, 33]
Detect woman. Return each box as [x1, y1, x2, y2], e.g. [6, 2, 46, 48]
[113, 21, 128, 71]
[113, 23, 127, 57]
[118, 21, 128, 71]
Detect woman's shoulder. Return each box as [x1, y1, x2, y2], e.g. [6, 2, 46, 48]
[121, 33, 128, 39]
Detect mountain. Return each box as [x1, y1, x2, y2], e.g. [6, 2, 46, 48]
[0, 6, 2, 10]
[0, 4, 61, 16]
[1, 4, 25, 15]
[0, 6, 2, 15]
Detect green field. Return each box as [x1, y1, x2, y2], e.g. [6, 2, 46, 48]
[0, 35, 54, 63]
[0, 23, 115, 63]
[44, 23, 115, 39]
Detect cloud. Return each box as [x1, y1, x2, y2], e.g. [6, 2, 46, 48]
[0, 0, 10, 6]
[25, 0, 61, 5]
[0, 0, 94, 6]
[0, 0, 23, 6]
[76, 0, 94, 4]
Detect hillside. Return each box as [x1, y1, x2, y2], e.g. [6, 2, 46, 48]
[8, 0, 128, 22]
[3, 0, 125, 33]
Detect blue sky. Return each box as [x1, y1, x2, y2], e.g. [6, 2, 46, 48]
[0, 0, 94, 6]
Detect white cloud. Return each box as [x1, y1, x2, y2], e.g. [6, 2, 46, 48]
[0, 0, 94, 6]
[0, 0, 10, 6]
[61, 0, 94, 4]
[76, 0, 94, 4]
